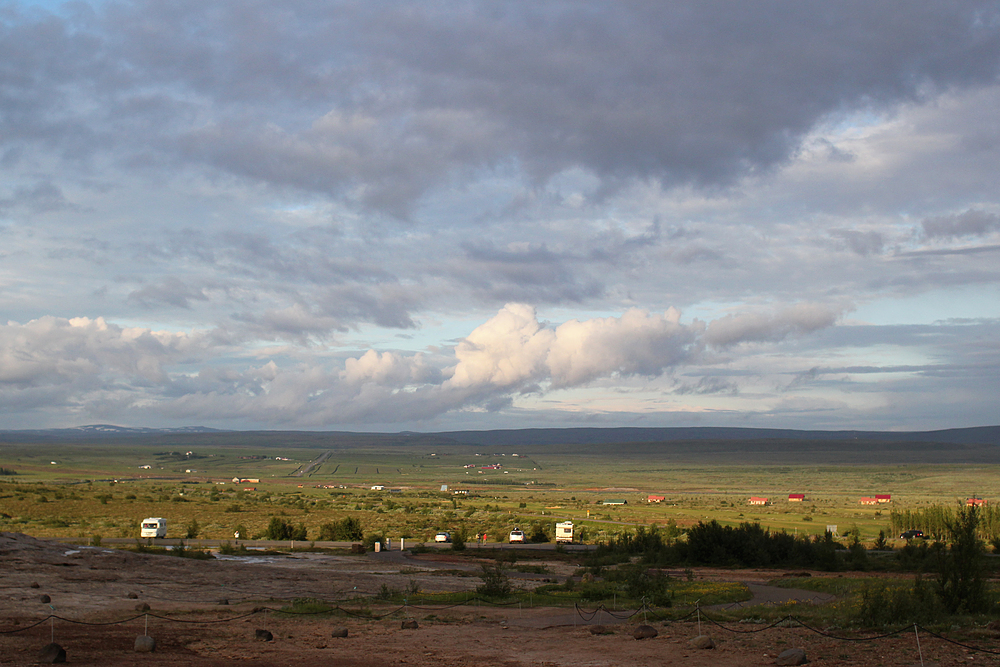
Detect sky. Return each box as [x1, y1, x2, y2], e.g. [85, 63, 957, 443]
[1, 1, 999, 433]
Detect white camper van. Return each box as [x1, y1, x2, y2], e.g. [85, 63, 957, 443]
[555, 521, 574, 543]
[140, 517, 167, 538]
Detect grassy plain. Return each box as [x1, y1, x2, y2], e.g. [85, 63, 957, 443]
[1, 435, 997, 544]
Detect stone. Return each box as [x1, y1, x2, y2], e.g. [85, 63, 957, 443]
[331, 627, 349, 638]
[217, 599, 229, 605]
[134, 635, 156, 653]
[689, 635, 715, 649]
[135, 602, 151, 612]
[30, 582, 40, 589]
[632, 625, 658, 640]
[776, 647, 807, 665]
[39, 594, 51, 603]
[38, 642, 66, 663]
[255, 629, 274, 641]
[400, 620, 419, 629]
[589, 625, 613, 635]
[127, 592, 139, 599]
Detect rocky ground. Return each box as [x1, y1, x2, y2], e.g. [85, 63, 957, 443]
[0, 532, 994, 666]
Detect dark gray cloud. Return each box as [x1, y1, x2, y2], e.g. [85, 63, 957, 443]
[3, 1, 998, 212]
[922, 209, 1000, 239]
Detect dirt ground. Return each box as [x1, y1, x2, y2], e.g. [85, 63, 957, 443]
[1, 532, 996, 666]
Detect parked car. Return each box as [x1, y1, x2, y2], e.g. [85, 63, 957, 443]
[509, 529, 525, 543]
[899, 529, 925, 539]
[434, 531, 451, 543]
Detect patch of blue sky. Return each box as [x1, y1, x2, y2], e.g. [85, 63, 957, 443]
[851, 287, 1000, 327]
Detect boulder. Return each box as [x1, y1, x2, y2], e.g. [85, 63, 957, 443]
[589, 625, 613, 635]
[632, 625, 658, 640]
[39, 594, 51, 604]
[331, 627, 349, 638]
[38, 642, 66, 663]
[776, 647, 807, 665]
[134, 635, 156, 653]
[217, 599, 229, 605]
[30, 582, 40, 589]
[689, 635, 715, 649]
[127, 592, 139, 599]
[400, 620, 419, 629]
[135, 602, 151, 612]
[255, 629, 274, 641]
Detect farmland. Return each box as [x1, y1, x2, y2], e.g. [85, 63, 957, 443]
[2, 431, 998, 545]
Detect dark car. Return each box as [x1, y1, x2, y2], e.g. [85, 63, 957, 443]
[899, 529, 925, 539]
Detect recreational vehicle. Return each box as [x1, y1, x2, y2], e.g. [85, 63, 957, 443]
[140, 517, 167, 538]
[555, 521, 574, 543]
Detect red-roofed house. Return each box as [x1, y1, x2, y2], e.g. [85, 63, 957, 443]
[788, 493, 805, 502]
[748, 497, 769, 506]
[648, 495, 665, 503]
[875, 494, 892, 503]
[860, 497, 878, 505]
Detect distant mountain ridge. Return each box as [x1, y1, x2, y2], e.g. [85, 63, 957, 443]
[440, 425, 1000, 447]
[1, 423, 998, 446]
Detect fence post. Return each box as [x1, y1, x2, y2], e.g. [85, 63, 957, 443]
[914, 624, 924, 667]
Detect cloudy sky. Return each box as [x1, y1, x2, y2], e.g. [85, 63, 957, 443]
[1, 1, 999, 432]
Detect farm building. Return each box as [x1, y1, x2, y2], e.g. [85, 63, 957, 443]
[602, 499, 628, 505]
[860, 497, 878, 505]
[648, 495, 665, 503]
[748, 497, 769, 505]
[370, 485, 384, 491]
[788, 493, 805, 502]
[967, 497, 988, 507]
[876, 494, 892, 503]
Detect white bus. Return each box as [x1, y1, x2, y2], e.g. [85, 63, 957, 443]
[140, 517, 167, 538]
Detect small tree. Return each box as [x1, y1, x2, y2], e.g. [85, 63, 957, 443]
[477, 561, 512, 598]
[936, 504, 989, 613]
[265, 516, 307, 541]
[186, 518, 200, 539]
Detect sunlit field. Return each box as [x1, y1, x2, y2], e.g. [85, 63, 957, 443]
[2, 435, 996, 545]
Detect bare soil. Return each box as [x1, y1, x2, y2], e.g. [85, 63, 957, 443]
[0, 533, 991, 666]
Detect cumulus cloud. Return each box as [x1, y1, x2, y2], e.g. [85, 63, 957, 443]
[0, 316, 211, 388]
[704, 303, 842, 348]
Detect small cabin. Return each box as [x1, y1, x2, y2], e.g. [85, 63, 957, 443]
[748, 497, 769, 506]
[875, 494, 892, 504]
[860, 497, 878, 505]
[788, 493, 805, 502]
[647, 495, 665, 503]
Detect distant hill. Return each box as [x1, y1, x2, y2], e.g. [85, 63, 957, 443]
[439, 425, 1000, 447]
[1, 424, 998, 465]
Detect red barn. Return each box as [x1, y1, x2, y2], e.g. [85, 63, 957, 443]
[788, 493, 805, 502]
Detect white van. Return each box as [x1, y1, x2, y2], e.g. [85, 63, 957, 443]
[140, 517, 167, 538]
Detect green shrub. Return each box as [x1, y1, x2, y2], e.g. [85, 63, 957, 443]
[476, 561, 512, 599]
[265, 517, 308, 541]
[318, 517, 363, 541]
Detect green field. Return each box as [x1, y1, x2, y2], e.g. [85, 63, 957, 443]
[1, 435, 996, 544]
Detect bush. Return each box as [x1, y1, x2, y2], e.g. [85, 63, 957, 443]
[451, 526, 467, 551]
[852, 577, 939, 627]
[477, 561, 512, 598]
[265, 517, 308, 541]
[318, 517, 363, 541]
[936, 504, 989, 613]
[186, 518, 200, 539]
